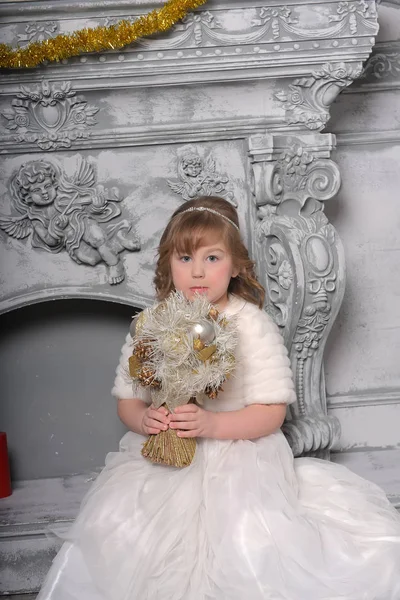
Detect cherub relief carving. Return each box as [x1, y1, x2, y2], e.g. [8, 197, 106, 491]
[0, 159, 140, 284]
[168, 145, 236, 205]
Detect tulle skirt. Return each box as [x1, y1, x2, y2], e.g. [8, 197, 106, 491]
[38, 430, 400, 600]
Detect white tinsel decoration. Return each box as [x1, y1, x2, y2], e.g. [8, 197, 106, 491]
[131, 291, 238, 411]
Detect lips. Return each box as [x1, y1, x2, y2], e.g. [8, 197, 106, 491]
[190, 287, 208, 293]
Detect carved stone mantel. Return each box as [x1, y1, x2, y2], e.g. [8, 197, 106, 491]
[0, 0, 378, 441]
[0, 1, 380, 592]
[249, 132, 344, 456]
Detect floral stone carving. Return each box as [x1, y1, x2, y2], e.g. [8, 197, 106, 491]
[275, 62, 363, 130]
[0, 158, 140, 285]
[1, 81, 99, 151]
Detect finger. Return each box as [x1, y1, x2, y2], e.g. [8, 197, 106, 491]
[156, 406, 170, 416]
[144, 427, 161, 435]
[174, 405, 198, 414]
[170, 413, 197, 423]
[148, 410, 170, 424]
[170, 420, 197, 431]
[150, 403, 168, 413]
[177, 429, 198, 438]
[146, 418, 169, 431]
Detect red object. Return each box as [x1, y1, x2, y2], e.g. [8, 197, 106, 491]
[0, 432, 12, 498]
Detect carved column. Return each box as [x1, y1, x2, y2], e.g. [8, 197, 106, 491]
[249, 133, 344, 457]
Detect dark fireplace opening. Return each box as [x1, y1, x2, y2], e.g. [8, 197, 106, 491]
[0, 299, 139, 483]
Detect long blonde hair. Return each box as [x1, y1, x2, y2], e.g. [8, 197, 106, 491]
[154, 196, 265, 308]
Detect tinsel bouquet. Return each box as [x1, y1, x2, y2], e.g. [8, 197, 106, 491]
[129, 292, 238, 468]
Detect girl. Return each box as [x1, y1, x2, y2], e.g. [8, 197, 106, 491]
[38, 196, 400, 600]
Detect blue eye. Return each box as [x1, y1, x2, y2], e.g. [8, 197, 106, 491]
[180, 255, 191, 263]
[207, 255, 219, 262]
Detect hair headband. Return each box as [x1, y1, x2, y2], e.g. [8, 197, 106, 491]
[178, 206, 240, 232]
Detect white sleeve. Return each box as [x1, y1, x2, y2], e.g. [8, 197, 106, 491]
[242, 308, 296, 406]
[111, 332, 152, 404]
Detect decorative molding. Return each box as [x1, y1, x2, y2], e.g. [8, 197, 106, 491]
[2, 121, 399, 155]
[0, 0, 245, 21]
[0, 2, 379, 47]
[335, 129, 400, 146]
[0, 2, 378, 90]
[0, 287, 150, 317]
[0, 157, 141, 286]
[0, 81, 99, 151]
[167, 145, 235, 204]
[0, 116, 284, 155]
[0, 47, 376, 92]
[132, 4, 354, 48]
[275, 62, 364, 130]
[346, 80, 400, 92]
[328, 390, 400, 409]
[249, 132, 344, 457]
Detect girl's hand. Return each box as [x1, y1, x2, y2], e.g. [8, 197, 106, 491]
[169, 404, 216, 438]
[142, 404, 170, 435]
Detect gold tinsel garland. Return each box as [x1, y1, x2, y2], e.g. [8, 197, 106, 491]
[0, 0, 208, 70]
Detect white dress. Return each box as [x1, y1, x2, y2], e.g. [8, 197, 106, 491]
[38, 295, 400, 600]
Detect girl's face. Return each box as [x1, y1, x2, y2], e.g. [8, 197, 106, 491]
[170, 241, 238, 310]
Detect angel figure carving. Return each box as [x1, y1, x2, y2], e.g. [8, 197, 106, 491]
[168, 146, 236, 204]
[0, 159, 140, 284]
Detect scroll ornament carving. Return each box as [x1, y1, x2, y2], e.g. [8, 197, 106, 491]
[281, 415, 340, 456]
[252, 140, 343, 456]
[361, 50, 400, 82]
[0, 158, 140, 285]
[1, 81, 99, 151]
[260, 212, 336, 394]
[262, 144, 342, 208]
[168, 145, 236, 204]
[275, 63, 363, 130]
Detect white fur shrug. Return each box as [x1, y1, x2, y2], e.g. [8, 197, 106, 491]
[111, 295, 296, 410]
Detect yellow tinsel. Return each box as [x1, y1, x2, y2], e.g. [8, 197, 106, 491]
[0, 0, 208, 70]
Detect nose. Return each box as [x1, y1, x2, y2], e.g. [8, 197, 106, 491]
[191, 258, 205, 278]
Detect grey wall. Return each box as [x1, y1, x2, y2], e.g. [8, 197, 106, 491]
[319, 2, 400, 499]
[324, 1, 400, 460]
